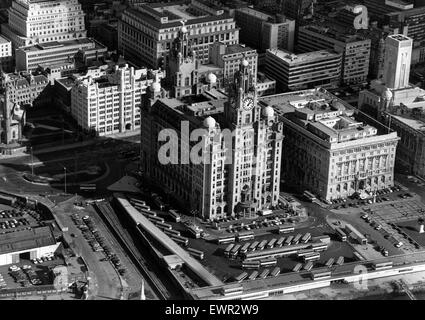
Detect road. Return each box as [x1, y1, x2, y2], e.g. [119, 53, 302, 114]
[0, 136, 159, 300]
[54, 198, 122, 300]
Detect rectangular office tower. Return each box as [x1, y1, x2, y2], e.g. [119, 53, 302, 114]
[1, 0, 87, 49]
[297, 25, 371, 86]
[265, 49, 341, 92]
[383, 34, 412, 90]
[15, 38, 107, 72]
[260, 88, 399, 201]
[359, 35, 425, 178]
[140, 53, 283, 219]
[70, 65, 164, 136]
[234, 7, 295, 54]
[118, 0, 239, 69]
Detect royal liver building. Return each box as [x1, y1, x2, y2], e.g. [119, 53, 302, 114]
[140, 25, 283, 220]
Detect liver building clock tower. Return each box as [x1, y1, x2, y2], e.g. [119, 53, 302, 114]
[225, 58, 284, 218]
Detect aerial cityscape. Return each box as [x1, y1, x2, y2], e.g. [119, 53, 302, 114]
[1, 0, 425, 305]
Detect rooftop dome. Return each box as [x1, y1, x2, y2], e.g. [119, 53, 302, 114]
[332, 99, 346, 111]
[150, 81, 161, 92]
[203, 116, 216, 129]
[262, 106, 274, 118]
[241, 59, 249, 67]
[382, 88, 393, 101]
[207, 73, 217, 83]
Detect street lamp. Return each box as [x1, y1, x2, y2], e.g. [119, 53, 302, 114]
[64, 167, 67, 194]
[30, 146, 34, 176]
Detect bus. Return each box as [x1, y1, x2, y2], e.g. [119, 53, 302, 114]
[249, 241, 259, 251]
[221, 285, 243, 296]
[293, 263, 302, 272]
[163, 229, 181, 237]
[325, 258, 335, 268]
[80, 184, 96, 193]
[284, 236, 294, 246]
[301, 233, 311, 243]
[336, 256, 344, 266]
[311, 243, 328, 252]
[134, 203, 151, 211]
[237, 232, 254, 242]
[155, 222, 172, 230]
[259, 269, 270, 279]
[242, 260, 260, 270]
[335, 228, 347, 242]
[303, 190, 316, 202]
[130, 198, 147, 206]
[171, 235, 188, 247]
[241, 243, 313, 261]
[278, 226, 295, 234]
[240, 243, 251, 255]
[303, 252, 320, 263]
[187, 247, 204, 260]
[292, 234, 303, 245]
[248, 271, 259, 281]
[188, 226, 202, 239]
[353, 252, 365, 261]
[148, 216, 165, 224]
[230, 244, 241, 259]
[373, 261, 393, 271]
[276, 237, 285, 248]
[224, 244, 234, 258]
[303, 261, 313, 271]
[141, 210, 156, 218]
[257, 240, 268, 250]
[260, 258, 277, 268]
[297, 249, 315, 258]
[311, 270, 331, 280]
[267, 239, 277, 249]
[235, 272, 248, 283]
[168, 209, 181, 223]
[271, 267, 280, 277]
[217, 236, 235, 245]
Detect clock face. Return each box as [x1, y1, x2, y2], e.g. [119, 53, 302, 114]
[243, 97, 254, 110]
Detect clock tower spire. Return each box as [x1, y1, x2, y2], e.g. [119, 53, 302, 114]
[225, 57, 259, 127]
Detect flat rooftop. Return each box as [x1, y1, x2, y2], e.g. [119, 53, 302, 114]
[301, 25, 370, 44]
[0, 34, 10, 45]
[392, 114, 425, 132]
[388, 34, 412, 42]
[259, 88, 351, 114]
[267, 49, 340, 65]
[19, 38, 100, 53]
[224, 44, 256, 55]
[0, 226, 56, 255]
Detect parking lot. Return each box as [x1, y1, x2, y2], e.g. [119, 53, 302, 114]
[70, 211, 126, 276]
[0, 204, 44, 235]
[329, 184, 409, 210]
[0, 254, 64, 290]
[369, 200, 425, 224]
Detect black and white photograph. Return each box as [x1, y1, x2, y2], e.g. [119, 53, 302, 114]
[0, 0, 423, 312]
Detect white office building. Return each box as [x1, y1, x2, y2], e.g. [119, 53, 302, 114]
[70, 64, 164, 136]
[1, 0, 87, 49]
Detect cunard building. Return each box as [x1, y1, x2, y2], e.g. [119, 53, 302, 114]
[140, 26, 283, 220]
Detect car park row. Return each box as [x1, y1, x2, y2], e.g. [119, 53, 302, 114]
[71, 213, 127, 276]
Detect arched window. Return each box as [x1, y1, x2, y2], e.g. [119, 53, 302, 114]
[245, 114, 250, 124]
